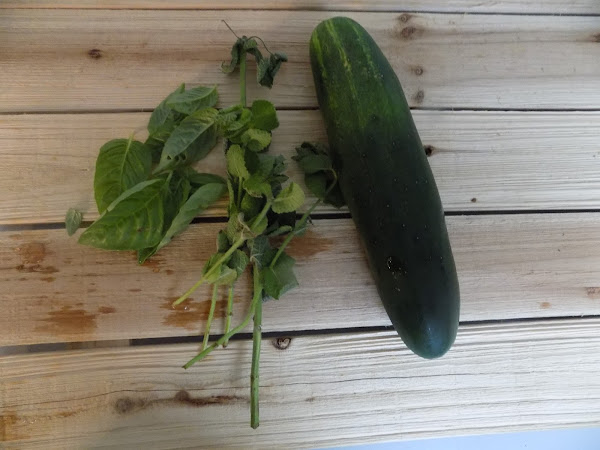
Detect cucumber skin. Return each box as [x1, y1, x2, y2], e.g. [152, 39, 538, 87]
[310, 17, 460, 358]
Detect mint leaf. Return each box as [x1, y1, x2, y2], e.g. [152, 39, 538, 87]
[249, 235, 272, 268]
[94, 137, 152, 214]
[216, 230, 230, 252]
[227, 249, 249, 277]
[240, 193, 262, 220]
[167, 85, 218, 115]
[65, 208, 83, 236]
[79, 179, 165, 250]
[257, 52, 288, 88]
[272, 182, 305, 213]
[225, 108, 252, 141]
[241, 128, 271, 152]
[243, 174, 272, 198]
[227, 145, 250, 180]
[250, 100, 279, 131]
[262, 251, 298, 299]
[148, 83, 185, 135]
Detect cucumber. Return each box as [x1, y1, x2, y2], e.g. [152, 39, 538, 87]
[310, 17, 460, 358]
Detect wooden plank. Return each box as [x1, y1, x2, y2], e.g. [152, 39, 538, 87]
[2, 213, 600, 346]
[2, 111, 600, 225]
[1, 318, 599, 448]
[1, 11, 599, 112]
[2, 0, 599, 15]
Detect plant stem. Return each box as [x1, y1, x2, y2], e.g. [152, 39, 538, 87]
[269, 173, 338, 268]
[236, 179, 243, 210]
[240, 51, 247, 107]
[250, 264, 263, 429]
[183, 270, 262, 369]
[202, 284, 219, 350]
[223, 284, 235, 347]
[251, 199, 272, 233]
[172, 236, 246, 306]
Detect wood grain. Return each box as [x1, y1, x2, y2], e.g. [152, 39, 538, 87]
[1, 318, 599, 448]
[2, 214, 600, 346]
[2, 0, 599, 14]
[2, 111, 600, 225]
[1, 11, 599, 112]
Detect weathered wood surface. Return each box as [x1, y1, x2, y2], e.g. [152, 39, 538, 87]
[1, 11, 599, 112]
[2, 214, 599, 346]
[1, 318, 599, 448]
[2, 110, 600, 224]
[3, 0, 600, 14]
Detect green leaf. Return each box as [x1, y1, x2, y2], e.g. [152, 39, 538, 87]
[227, 249, 249, 276]
[296, 154, 332, 174]
[305, 173, 346, 208]
[249, 235, 272, 268]
[257, 52, 288, 88]
[272, 182, 305, 213]
[250, 100, 279, 131]
[241, 128, 271, 152]
[181, 167, 226, 187]
[221, 38, 243, 73]
[202, 252, 238, 285]
[224, 108, 252, 140]
[226, 212, 245, 243]
[166, 85, 218, 115]
[216, 230, 230, 252]
[155, 113, 217, 173]
[93, 137, 152, 214]
[251, 214, 268, 235]
[148, 83, 185, 135]
[243, 174, 272, 198]
[65, 208, 83, 236]
[153, 183, 226, 252]
[262, 251, 298, 299]
[240, 193, 262, 220]
[226, 144, 250, 180]
[79, 179, 165, 250]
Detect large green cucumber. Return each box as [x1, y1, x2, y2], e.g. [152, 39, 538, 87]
[310, 17, 460, 358]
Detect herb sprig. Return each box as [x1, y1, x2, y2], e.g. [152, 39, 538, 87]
[68, 25, 342, 429]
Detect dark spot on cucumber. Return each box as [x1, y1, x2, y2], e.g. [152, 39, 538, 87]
[387, 256, 408, 276]
[88, 49, 103, 59]
[273, 337, 292, 350]
[413, 90, 425, 104]
[424, 145, 434, 156]
[471, 197, 477, 203]
[399, 13, 412, 23]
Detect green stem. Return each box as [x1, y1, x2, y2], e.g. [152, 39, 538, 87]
[270, 173, 338, 268]
[172, 236, 246, 306]
[223, 284, 235, 347]
[183, 267, 262, 369]
[250, 266, 262, 429]
[251, 199, 272, 233]
[240, 51, 247, 107]
[202, 284, 219, 350]
[236, 179, 243, 210]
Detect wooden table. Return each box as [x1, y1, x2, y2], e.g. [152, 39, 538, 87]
[1, 1, 600, 448]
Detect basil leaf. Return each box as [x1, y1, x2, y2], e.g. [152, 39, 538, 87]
[154, 183, 226, 252]
[250, 99, 279, 131]
[272, 182, 305, 213]
[93, 137, 152, 214]
[257, 52, 288, 88]
[148, 83, 185, 135]
[181, 167, 226, 187]
[155, 113, 217, 173]
[79, 179, 165, 250]
[65, 208, 83, 236]
[226, 144, 250, 180]
[166, 86, 218, 115]
[261, 251, 298, 299]
[241, 128, 271, 152]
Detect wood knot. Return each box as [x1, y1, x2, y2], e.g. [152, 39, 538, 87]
[471, 197, 477, 203]
[412, 66, 424, 76]
[423, 145, 435, 156]
[88, 49, 103, 59]
[413, 90, 425, 104]
[400, 26, 417, 39]
[272, 337, 292, 350]
[592, 33, 600, 43]
[399, 13, 411, 23]
[115, 397, 139, 414]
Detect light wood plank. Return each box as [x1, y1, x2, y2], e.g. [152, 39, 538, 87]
[2, 214, 600, 346]
[2, 111, 600, 225]
[1, 318, 599, 447]
[2, 0, 599, 15]
[1, 11, 599, 112]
